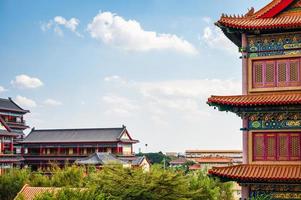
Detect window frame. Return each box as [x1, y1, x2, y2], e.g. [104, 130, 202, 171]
[252, 132, 301, 161]
[249, 56, 301, 92]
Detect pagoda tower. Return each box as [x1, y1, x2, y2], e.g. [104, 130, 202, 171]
[208, 0, 301, 199]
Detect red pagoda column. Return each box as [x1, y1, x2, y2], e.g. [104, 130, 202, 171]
[0, 137, 3, 154]
[241, 32, 250, 200]
[241, 33, 248, 95]
[10, 138, 13, 153]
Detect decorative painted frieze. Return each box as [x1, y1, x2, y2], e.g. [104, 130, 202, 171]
[247, 32, 301, 57]
[249, 120, 301, 130]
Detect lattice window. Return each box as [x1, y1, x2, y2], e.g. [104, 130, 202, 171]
[289, 61, 299, 82]
[253, 132, 301, 161]
[265, 63, 274, 82]
[253, 134, 264, 160]
[291, 134, 301, 160]
[266, 134, 276, 160]
[252, 58, 301, 89]
[278, 134, 289, 160]
[254, 63, 263, 83]
[278, 62, 287, 84]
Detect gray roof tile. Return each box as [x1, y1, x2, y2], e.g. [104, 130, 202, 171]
[23, 128, 127, 143]
[0, 98, 29, 113]
[75, 152, 126, 165]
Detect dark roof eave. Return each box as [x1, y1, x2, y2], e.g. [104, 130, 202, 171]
[20, 141, 121, 144]
[0, 107, 30, 114]
[215, 22, 242, 48]
[119, 139, 139, 144]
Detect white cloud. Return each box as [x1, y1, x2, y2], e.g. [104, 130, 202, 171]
[40, 21, 52, 32]
[0, 86, 7, 93]
[54, 16, 79, 32]
[102, 95, 139, 116]
[104, 75, 121, 82]
[11, 74, 43, 89]
[15, 95, 37, 108]
[87, 11, 198, 54]
[43, 99, 62, 106]
[101, 76, 240, 119]
[41, 16, 81, 37]
[99, 76, 242, 152]
[201, 26, 237, 54]
[202, 16, 212, 24]
[139, 79, 240, 99]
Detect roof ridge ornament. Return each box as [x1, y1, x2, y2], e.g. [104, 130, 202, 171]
[245, 7, 255, 17]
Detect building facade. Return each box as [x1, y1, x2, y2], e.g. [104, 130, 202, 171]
[22, 126, 138, 170]
[0, 98, 29, 172]
[186, 150, 242, 163]
[185, 150, 242, 170]
[208, 1, 301, 199]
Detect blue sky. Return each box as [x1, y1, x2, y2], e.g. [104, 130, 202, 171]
[0, 0, 270, 152]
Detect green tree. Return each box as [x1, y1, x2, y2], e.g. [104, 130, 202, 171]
[137, 152, 171, 164]
[50, 164, 85, 187]
[29, 171, 51, 187]
[249, 194, 272, 200]
[189, 170, 234, 200]
[0, 168, 29, 200]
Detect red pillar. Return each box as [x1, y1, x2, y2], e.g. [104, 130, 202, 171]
[241, 33, 248, 95]
[10, 140, 13, 153]
[77, 145, 80, 155]
[241, 33, 250, 200]
[57, 146, 60, 155]
[39, 146, 42, 155]
[0, 138, 3, 154]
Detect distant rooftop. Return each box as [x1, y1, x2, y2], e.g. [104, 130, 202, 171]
[191, 157, 233, 163]
[22, 127, 139, 143]
[75, 152, 126, 165]
[0, 97, 29, 113]
[186, 150, 242, 153]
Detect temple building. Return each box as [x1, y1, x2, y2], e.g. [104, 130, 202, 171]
[0, 98, 29, 172]
[207, 0, 301, 199]
[21, 126, 139, 170]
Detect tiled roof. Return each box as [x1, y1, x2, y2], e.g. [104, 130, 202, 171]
[170, 157, 188, 165]
[118, 156, 148, 166]
[14, 185, 85, 200]
[75, 152, 126, 165]
[186, 150, 242, 153]
[14, 184, 60, 200]
[218, 15, 301, 30]
[22, 127, 138, 143]
[0, 155, 24, 163]
[189, 164, 201, 170]
[217, 0, 298, 30]
[192, 157, 233, 163]
[208, 93, 301, 107]
[209, 164, 301, 182]
[0, 98, 29, 113]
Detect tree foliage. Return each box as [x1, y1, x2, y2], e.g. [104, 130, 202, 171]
[0, 169, 29, 200]
[137, 152, 171, 165]
[2, 165, 235, 200]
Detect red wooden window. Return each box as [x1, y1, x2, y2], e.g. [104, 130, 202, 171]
[252, 58, 301, 89]
[253, 61, 264, 88]
[253, 133, 265, 160]
[288, 59, 300, 86]
[253, 132, 301, 161]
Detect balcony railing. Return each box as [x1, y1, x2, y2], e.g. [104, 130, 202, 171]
[5, 121, 26, 126]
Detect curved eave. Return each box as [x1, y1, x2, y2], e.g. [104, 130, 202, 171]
[209, 164, 301, 183]
[208, 100, 301, 107]
[218, 19, 301, 31]
[215, 22, 242, 48]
